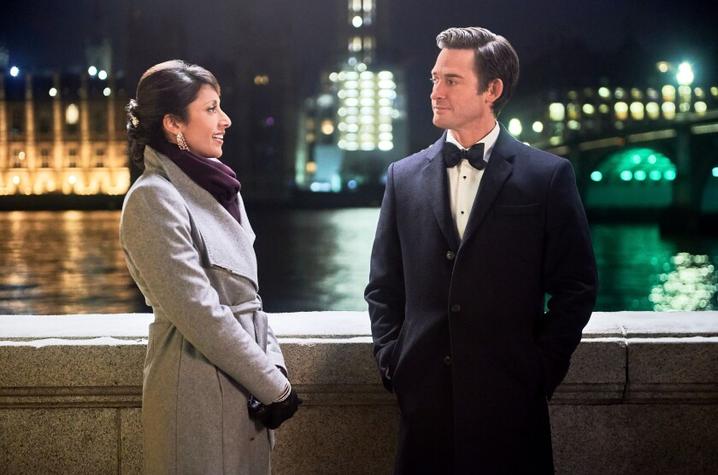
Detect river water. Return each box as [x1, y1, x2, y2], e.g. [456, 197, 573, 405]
[1, 210, 716, 315]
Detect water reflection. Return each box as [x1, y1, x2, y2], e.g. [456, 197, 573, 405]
[0, 210, 146, 314]
[650, 253, 718, 311]
[0, 210, 716, 314]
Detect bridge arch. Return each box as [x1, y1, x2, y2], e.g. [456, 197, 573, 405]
[584, 147, 676, 209]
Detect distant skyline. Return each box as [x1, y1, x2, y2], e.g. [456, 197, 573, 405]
[2, 0, 716, 149]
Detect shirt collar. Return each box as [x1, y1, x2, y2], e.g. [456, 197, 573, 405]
[445, 121, 500, 163]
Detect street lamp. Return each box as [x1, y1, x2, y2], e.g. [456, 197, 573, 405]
[9, 66, 20, 77]
[676, 62, 694, 86]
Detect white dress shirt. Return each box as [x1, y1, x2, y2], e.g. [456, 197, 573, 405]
[446, 121, 500, 240]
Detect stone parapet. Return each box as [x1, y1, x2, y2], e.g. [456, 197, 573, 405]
[1, 311, 717, 474]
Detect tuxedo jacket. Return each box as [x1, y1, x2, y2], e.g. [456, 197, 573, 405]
[365, 126, 598, 474]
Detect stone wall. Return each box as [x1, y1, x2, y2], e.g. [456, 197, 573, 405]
[1, 312, 717, 474]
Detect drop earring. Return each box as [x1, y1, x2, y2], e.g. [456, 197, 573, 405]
[176, 131, 189, 151]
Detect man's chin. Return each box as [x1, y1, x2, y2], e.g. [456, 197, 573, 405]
[432, 116, 448, 129]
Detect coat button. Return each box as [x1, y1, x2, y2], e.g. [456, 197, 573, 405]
[446, 250, 456, 260]
[443, 355, 452, 366]
[450, 304, 461, 313]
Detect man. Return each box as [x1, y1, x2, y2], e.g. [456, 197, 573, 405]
[365, 27, 597, 474]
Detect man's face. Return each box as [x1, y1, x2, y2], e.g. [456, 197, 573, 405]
[430, 48, 494, 133]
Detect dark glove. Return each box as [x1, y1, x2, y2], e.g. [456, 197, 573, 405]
[248, 389, 302, 430]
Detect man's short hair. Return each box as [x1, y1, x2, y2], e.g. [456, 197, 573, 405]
[436, 27, 519, 115]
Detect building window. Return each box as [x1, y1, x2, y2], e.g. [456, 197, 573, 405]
[10, 108, 24, 137]
[95, 148, 105, 167]
[68, 148, 78, 168]
[349, 36, 362, 52]
[11, 150, 26, 168]
[41, 149, 51, 168]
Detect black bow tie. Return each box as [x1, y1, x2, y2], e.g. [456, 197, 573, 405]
[442, 141, 486, 170]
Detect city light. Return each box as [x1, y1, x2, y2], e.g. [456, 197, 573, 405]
[320, 119, 335, 135]
[676, 62, 694, 86]
[590, 171, 603, 182]
[598, 87, 610, 99]
[548, 103, 565, 122]
[103, 87, 111, 97]
[253, 75, 269, 86]
[614, 102, 628, 120]
[98, 70, 108, 80]
[352, 15, 363, 27]
[630, 102, 645, 120]
[620, 170, 633, 181]
[712, 167, 718, 178]
[661, 102, 676, 120]
[582, 104, 595, 115]
[646, 102, 660, 120]
[664, 170, 676, 181]
[657, 61, 670, 73]
[661, 84, 676, 101]
[9, 66, 20, 77]
[48, 87, 58, 97]
[695, 101, 707, 115]
[335, 68, 396, 151]
[508, 118, 522, 136]
[65, 104, 79, 125]
[532, 121, 543, 133]
[88, 66, 97, 76]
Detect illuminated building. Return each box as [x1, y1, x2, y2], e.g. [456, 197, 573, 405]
[0, 69, 130, 197]
[296, 0, 408, 193]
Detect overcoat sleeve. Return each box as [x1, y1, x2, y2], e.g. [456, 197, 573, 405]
[365, 162, 406, 392]
[121, 183, 288, 404]
[539, 159, 598, 398]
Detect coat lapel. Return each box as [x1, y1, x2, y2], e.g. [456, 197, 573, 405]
[460, 127, 516, 247]
[422, 133, 461, 251]
[144, 146, 259, 287]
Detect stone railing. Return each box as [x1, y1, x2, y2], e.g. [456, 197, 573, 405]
[1, 312, 717, 474]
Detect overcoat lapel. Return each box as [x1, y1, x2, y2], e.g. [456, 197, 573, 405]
[144, 146, 259, 287]
[422, 133, 461, 251]
[460, 127, 515, 247]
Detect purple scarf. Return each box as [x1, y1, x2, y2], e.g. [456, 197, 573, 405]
[151, 140, 242, 224]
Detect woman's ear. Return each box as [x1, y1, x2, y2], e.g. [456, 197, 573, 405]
[162, 114, 183, 140]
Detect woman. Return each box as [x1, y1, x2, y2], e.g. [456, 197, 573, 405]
[120, 60, 300, 474]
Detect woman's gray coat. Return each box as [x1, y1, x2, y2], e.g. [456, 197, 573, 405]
[120, 146, 288, 474]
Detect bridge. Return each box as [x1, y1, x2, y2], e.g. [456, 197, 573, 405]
[507, 77, 718, 220]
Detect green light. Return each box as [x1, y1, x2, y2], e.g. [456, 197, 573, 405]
[620, 170, 633, 181]
[634, 170, 647, 181]
[647, 154, 657, 164]
[712, 167, 718, 178]
[632, 154, 641, 164]
[590, 171, 603, 182]
[649, 170, 662, 181]
[664, 170, 676, 181]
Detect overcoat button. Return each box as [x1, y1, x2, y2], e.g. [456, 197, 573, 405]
[450, 304, 461, 313]
[446, 250, 456, 260]
[443, 356, 452, 366]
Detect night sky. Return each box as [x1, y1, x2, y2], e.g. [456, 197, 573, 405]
[2, 0, 717, 149]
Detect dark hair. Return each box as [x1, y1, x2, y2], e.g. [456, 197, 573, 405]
[126, 60, 220, 170]
[436, 27, 519, 115]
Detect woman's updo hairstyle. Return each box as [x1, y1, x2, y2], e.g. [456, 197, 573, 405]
[126, 60, 220, 170]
